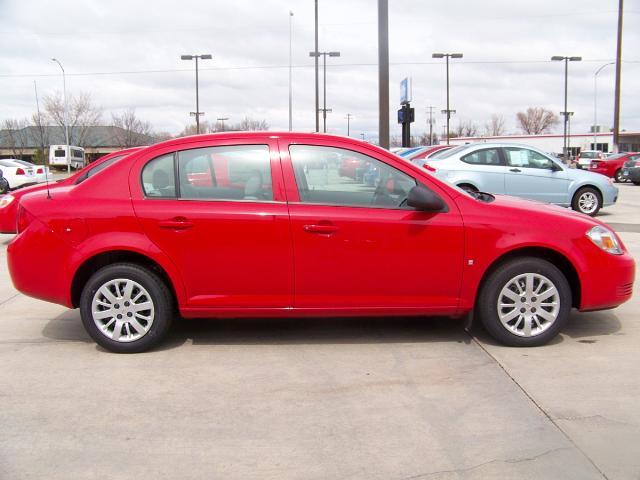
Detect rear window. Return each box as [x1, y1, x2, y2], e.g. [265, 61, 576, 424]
[430, 145, 470, 159]
[74, 155, 125, 185]
[54, 149, 65, 157]
[580, 152, 599, 159]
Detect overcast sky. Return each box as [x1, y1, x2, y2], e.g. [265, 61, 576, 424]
[0, 0, 638, 141]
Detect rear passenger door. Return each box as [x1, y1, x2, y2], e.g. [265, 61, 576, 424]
[457, 147, 507, 193]
[131, 138, 293, 310]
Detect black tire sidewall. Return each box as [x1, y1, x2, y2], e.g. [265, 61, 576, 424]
[80, 263, 173, 353]
[614, 169, 624, 183]
[478, 257, 572, 347]
[572, 187, 601, 216]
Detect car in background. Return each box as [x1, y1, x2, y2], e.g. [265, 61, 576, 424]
[10, 160, 51, 184]
[0, 147, 144, 234]
[0, 159, 40, 190]
[6, 132, 635, 353]
[589, 152, 639, 183]
[421, 143, 618, 216]
[399, 145, 452, 163]
[49, 145, 86, 170]
[576, 150, 606, 169]
[0, 170, 9, 194]
[623, 155, 640, 185]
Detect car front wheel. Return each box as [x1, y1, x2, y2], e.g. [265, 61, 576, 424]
[572, 187, 602, 216]
[79, 263, 174, 353]
[614, 169, 625, 183]
[477, 257, 571, 347]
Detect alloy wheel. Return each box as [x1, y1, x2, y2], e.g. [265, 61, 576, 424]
[578, 192, 598, 214]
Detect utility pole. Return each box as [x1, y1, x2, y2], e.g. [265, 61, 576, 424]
[378, 0, 390, 149]
[217, 117, 229, 131]
[613, 0, 624, 153]
[432, 53, 463, 145]
[345, 113, 353, 136]
[289, 11, 294, 131]
[181, 54, 212, 134]
[314, 0, 319, 132]
[427, 106, 435, 145]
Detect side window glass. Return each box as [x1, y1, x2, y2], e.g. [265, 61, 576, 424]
[178, 145, 272, 201]
[505, 148, 553, 169]
[289, 145, 416, 208]
[142, 153, 176, 198]
[461, 148, 501, 165]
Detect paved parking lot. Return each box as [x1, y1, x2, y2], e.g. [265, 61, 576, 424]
[1, 185, 639, 479]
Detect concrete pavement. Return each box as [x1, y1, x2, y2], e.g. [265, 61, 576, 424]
[0, 185, 638, 479]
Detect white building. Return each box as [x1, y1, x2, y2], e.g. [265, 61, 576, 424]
[448, 131, 640, 156]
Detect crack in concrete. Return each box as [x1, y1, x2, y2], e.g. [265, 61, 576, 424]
[400, 447, 571, 479]
[554, 414, 631, 427]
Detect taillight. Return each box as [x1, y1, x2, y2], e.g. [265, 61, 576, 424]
[16, 205, 34, 233]
[591, 161, 599, 168]
[422, 163, 437, 172]
[15, 168, 25, 175]
[36, 168, 43, 174]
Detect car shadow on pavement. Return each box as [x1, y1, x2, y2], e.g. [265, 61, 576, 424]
[42, 311, 474, 351]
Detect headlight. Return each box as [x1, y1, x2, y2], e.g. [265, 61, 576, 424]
[586, 225, 623, 255]
[0, 194, 14, 209]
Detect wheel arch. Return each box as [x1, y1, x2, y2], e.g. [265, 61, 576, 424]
[572, 183, 603, 201]
[70, 250, 179, 309]
[476, 246, 581, 309]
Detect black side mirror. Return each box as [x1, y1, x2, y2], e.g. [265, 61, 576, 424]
[407, 185, 446, 212]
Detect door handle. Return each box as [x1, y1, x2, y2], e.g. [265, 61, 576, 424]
[158, 217, 194, 230]
[303, 224, 339, 234]
[509, 168, 522, 173]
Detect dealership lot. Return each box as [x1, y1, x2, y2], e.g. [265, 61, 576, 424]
[0, 185, 639, 479]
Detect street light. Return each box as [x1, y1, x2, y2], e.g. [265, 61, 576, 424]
[345, 113, 353, 136]
[551, 55, 582, 159]
[51, 58, 71, 175]
[309, 50, 340, 133]
[217, 117, 229, 132]
[432, 52, 463, 145]
[560, 111, 575, 159]
[181, 54, 212, 134]
[289, 10, 294, 131]
[593, 62, 615, 150]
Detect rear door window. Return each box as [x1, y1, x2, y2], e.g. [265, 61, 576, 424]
[460, 148, 502, 165]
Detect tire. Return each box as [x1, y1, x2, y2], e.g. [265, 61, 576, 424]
[458, 184, 478, 194]
[571, 186, 601, 216]
[614, 169, 625, 183]
[477, 257, 571, 347]
[79, 263, 174, 353]
[633, 181, 640, 186]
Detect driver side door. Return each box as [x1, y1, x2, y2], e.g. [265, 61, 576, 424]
[281, 140, 464, 313]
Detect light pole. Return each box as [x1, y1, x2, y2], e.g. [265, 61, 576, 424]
[181, 54, 212, 134]
[561, 111, 575, 159]
[217, 117, 229, 132]
[288, 10, 294, 131]
[551, 55, 582, 159]
[345, 113, 353, 136]
[593, 62, 614, 150]
[360, 132, 366, 142]
[314, 0, 319, 132]
[427, 106, 435, 145]
[432, 53, 463, 145]
[309, 50, 340, 133]
[51, 58, 71, 175]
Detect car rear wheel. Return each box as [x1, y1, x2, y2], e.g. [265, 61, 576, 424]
[571, 187, 601, 216]
[477, 257, 571, 347]
[80, 263, 174, 353]
[614, 169, 625, 183]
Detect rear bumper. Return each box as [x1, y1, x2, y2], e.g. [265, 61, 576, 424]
[7, 219, 74, 307]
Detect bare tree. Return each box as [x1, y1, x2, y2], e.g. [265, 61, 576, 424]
[2, 118, 30, 158]
[484, 114, 506, 136]
[178, 120, 213, 137]
[152, 131, 174, 143]
[454, 120, 479, 138]
[44, 91, 103, 147]
[230, 117, 269, 131]
[111, 108, 152, 147]
[516, 107, 558, 135]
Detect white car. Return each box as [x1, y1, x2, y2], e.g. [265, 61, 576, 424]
[0, 159, 40, 190]
[10, 159, 51, 184]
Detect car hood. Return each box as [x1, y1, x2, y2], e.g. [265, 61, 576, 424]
[564, 167, 611, 183]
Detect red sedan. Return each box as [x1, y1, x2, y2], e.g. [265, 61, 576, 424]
[7, 133, 634, 353]
[0, 147, 144, 233]
[589, 152, 639, 183]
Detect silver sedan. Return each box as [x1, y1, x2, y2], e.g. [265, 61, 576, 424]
[415, 143, 618, 216]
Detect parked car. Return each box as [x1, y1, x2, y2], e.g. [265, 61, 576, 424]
[0, 147, 144, 233]
[421, 143, 618, 216]
[589, 152, 639, 182]
[576, 150, 606, 169]
[623, 155, 640, 185]
[7, 133, 634, 353]
[9, 159, 51, 184]
[0, 159, 42, 190]
[0, 170, 9, 194]
[399, 145, 452, 162]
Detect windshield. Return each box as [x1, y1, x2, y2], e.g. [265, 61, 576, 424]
[605, 154, 625, 160]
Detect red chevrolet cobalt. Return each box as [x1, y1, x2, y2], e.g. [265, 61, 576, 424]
[7, 133, 635, 353]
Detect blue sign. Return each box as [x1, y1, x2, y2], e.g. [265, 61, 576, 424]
[400, 77, 412, 105]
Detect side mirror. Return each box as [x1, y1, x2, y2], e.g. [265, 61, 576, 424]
[407, 185, 446, 212]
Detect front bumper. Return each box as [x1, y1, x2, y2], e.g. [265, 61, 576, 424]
[579, 246, 635, 311]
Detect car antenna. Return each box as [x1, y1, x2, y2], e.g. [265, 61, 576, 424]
[34, 80, 51, 199]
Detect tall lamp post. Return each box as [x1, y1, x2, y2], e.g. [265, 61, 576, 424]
[593, 62, 614, 150]
[432, 52, 463, 145]
[288, 10, 294, 131]
[551, 55, 582, 159]
[309, 50, 340, 133]
[217, 117, 229, 132]
[51, 58, 71, 175]
[345, 113, 353, 136]
[181, 54, 212, 134]
[560, 111, 575, 159]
